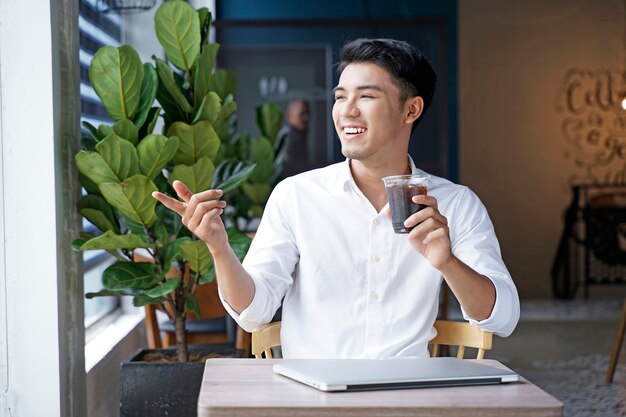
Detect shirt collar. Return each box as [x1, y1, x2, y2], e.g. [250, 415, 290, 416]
[338, 155, 421, 193]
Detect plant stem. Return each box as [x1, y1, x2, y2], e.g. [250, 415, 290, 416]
[172, 308, 188, 362]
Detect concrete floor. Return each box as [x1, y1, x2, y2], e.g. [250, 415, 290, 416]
[468, 294, 626, 417]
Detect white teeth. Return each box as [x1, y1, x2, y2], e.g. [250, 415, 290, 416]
[344, 127, 365, 134]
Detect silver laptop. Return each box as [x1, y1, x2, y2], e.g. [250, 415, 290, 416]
[273, 357, 519, 392]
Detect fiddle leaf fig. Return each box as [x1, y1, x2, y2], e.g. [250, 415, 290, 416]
[193, 44, 220, 110]
[192, 92, 222, 124]
[248, 137, 275, 183]
[113, 119, 138, 145]
[180, 240, 213, 275]
[256, 102, 282, 144]
[103, 261, 160, 291]
[78, 194, 118, 233]
[169, 121, 220, 165]
[154, 0, 200, 73]
[79, 230, 153, 251]
[134, 63, 158, 130]
[95, 133, 140, 181]
[75, 150, 120, 185]
[137, 134, 180, 180]
[144, 278, 180, 298]
[154, 56, 193, 115]
[208, 69, 236, 101]
[89, 45, 143, 121]
[99, 175, 158, 226]
[170, 157, 215, 194]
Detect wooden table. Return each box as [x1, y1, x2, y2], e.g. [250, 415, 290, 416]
[197, 358, 563, 417]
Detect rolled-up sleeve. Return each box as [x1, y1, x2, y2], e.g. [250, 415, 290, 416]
[450, 187, 520, 337]
[219, 179, 299, 332]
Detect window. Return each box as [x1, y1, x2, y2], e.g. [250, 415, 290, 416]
[79, 0, 123, 339]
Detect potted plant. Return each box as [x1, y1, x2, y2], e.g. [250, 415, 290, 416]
[72, 1, 283, 415]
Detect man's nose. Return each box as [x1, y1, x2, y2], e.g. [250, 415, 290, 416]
[339, 99, 360, 118]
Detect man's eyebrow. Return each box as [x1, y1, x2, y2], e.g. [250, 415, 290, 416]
[332, 84, 384, 93]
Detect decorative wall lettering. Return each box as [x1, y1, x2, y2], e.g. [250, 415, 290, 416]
[555, 68, 626, 184]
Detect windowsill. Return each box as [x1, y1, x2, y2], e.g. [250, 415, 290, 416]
[85, 311, 144, 372]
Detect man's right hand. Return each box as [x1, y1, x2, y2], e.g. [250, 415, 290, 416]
[152, 180, 229, 254]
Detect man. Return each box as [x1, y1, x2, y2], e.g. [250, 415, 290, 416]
[280, 99, 311, 177]
[153, 38, 520, 359]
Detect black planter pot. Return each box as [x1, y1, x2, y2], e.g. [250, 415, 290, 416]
[120, 345, 243, 417]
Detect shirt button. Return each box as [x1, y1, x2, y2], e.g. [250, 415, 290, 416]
[372, 255, 380, 263]
[370, 291, 379, 301]
[374, 219, 380, 225]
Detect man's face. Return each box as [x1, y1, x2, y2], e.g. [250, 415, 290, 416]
[332, 62, 410, 164]
[287, 101, 310, 131]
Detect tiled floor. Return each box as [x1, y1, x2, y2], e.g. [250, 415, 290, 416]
[473, 297, 626, 417]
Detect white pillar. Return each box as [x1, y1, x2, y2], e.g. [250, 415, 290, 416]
[0, 0, 85, 416]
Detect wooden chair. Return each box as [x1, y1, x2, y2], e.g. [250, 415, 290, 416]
[606, 298, 626, 383]
[251, 320, 492, 359]
[430, 319, 492, 359]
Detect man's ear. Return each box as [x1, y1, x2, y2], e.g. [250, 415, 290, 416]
[404, 96, 424, 125]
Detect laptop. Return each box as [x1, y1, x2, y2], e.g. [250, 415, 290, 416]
[272, 357, 519, 392]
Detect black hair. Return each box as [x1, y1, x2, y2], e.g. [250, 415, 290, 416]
[337, 38, 437, 130]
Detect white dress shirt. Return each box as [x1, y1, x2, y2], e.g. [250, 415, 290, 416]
[220, 159, 520, 359]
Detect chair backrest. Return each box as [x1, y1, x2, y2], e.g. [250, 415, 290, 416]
[251, 320, 492, 359]
[251, 321, 282, 358]
[430, 320, 492, 359]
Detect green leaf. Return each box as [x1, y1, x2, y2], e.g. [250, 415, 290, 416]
[113, 119, 138, 145]
[160, 236, 191, 271]
[248, 137, 275, 183]
[144, 278, 180, 298]
[79, 230, 153, 251]
[72, 238, 87, 251]
[180, 239, 213, 275]
[86, 289, 127, 298]
[79, 173, 102, 196]
[169, 121, 220, 165]
[241, 182, 272, 204]
[154, 57, 193, 114]
[227, 227, 252, 261]
[154, 0, 200, 72]
[192, 92, 222, 124]
[133, 293, 165, 307]
[185, 294, 202, 318]
[198, 8, 212, 46]
[82, 121, 104, 142]
[193, 44, 219, 109]
[212, 160, 256, 194]
[75, 150, 119, 184]
[208, 69, 236, 101]
[102, 261, 160, 291]
[198, 270, 215, 285]
[79, 205, 118, 233]
[99, 175, 158, 226]
[214, 95, 237, 129]
[170, 157, 215, 194]
[139, 107, 161, 138]
[94, 133, 140, 181]
[256, 103, 283, 144]
[137, 134, 180, 179]
[89, 45, 144, 121]
[97, 124, 114, 138]
[134, 63, 158, 130]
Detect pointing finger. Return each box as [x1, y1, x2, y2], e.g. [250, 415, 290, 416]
[152, 191, 186, 215]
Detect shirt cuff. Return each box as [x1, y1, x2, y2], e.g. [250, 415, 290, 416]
[218, 279, 270, 333]
[462, 275, 520, 337]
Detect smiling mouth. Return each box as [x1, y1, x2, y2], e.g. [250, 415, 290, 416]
[343, 126, 367, 135]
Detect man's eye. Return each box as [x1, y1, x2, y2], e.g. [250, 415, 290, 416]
[361, 94, 373, 99]
[334, 95, 345, 101]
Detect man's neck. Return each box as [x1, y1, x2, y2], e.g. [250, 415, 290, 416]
[349, 157, 412, 213]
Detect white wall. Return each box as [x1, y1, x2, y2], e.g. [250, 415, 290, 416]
[0, 0, 85, 416]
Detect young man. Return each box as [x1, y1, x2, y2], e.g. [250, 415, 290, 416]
[153, 38, 520, 358]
